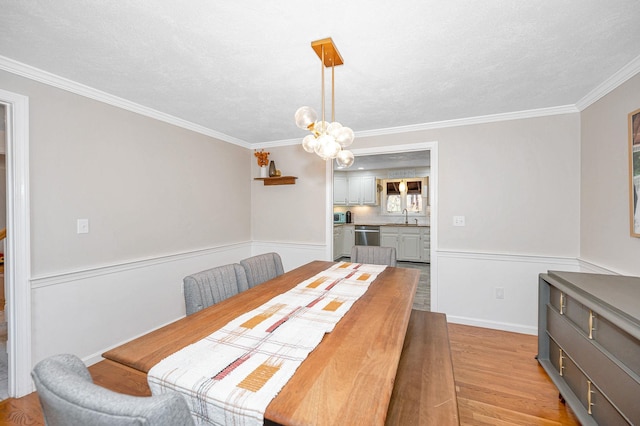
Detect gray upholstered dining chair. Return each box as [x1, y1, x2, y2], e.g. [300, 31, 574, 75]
[183, 263, 249, 315]
[350, 245, 397, 267]
[31, 354, 194, 426]
[240, 252, 285, 288]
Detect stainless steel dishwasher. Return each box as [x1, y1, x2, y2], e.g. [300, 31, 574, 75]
[354, 225, 380, 246]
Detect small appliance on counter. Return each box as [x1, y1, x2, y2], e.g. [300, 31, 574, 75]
[333, 212, 346, 223]
[346, 211, 352, 223]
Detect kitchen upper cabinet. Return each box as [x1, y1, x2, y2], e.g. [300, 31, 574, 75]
[333, 176, 348, 205]
[348, 176, 377, 205]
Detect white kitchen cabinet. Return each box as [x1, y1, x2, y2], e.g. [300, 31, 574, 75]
[333, 225, 343, 260]
[347, 176, 377, 205]
[421, 227, 430, 263]
[380, 228, 399, 252]
[342, 224, 355, 256]
[333, 176, 348, 205]
[380, 226, 430, 263]
[399, 227, 421, 261]
[361, 176, 377, 204]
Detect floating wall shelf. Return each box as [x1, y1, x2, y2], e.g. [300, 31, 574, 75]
[254, 176, 298, 186]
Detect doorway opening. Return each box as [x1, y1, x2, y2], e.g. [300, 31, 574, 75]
[0, 105, 6, 400]
[329, 142, 438, 311]
[0, 88, 32, 398]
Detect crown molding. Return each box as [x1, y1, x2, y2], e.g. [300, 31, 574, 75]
[355, 105, 580, 138]
[259, 105, 579, 148]
[253, 137, 302, 149]
[0, 55, 251, 148]
[575, 54, 640, 111]
[5, 52, 638, 150]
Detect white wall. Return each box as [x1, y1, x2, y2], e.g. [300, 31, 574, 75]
[580, 72, 640, 276]
[253, 114, 582, 334]
[251, 146, 328, 245]
[0, 70, 254, 365]
[22, 83, 251, 275]
[359, 115, 581, 333]
[4, 59, 630, 367]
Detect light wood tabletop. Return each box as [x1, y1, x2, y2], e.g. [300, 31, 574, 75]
[103, 260, 419, 425]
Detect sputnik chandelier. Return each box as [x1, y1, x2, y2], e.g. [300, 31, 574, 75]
[295, 38, 355, 168]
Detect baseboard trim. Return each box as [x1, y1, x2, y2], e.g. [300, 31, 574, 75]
[82, 315, 184, 366]
[433, 250, 580, 335]
[446, 315, 538, 336]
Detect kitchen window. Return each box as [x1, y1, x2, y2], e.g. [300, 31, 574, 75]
[383, 179, 425, 214]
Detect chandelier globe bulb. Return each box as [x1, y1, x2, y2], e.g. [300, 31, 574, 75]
[336, 149, 354, 168]
[302, 134, 318, 153]
[336, 126, 355, 147]
[295, 106, 318, 130]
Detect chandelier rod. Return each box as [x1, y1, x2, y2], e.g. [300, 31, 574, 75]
[331, 60, 335, 123]
[321, 45, 326, 129]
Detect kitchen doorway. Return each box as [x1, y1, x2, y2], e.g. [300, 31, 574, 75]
[330, 142, 438, 311]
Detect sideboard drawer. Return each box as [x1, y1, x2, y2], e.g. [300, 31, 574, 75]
[595, 315, 640, 378]
[588, 378, 630, 426]
[549, 336, 629, 425]
[549, 285, 590, 335]
[547, 306, 640, 423]
[539, 272, 640, 426]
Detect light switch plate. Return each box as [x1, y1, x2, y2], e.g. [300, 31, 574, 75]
[77, 219, 89, 234]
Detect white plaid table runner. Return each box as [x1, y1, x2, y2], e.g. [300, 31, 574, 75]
[148, 262, 387, 425]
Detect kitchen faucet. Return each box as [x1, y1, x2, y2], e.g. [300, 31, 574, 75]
[402, 208, 408, 224]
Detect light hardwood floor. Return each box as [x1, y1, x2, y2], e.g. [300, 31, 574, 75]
[450, 324, 579, 425]
[0, 323, 579, 425]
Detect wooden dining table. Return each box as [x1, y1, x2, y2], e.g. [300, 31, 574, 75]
[103, 260, 419, 425]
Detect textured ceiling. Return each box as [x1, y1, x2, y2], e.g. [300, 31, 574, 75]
[1, 1, 640, 145]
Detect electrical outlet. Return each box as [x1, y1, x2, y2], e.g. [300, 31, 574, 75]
[495, 287, 505, 299]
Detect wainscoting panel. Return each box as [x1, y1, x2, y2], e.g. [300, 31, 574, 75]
[31, 242, 252, 367]
[250, 241, 329, 271]
[433, 250, 580, 335]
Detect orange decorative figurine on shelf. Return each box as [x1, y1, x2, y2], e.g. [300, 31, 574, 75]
[254, 149, 270, 177]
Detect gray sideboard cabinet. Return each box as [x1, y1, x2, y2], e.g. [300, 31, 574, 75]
[538, 271, 640, 425]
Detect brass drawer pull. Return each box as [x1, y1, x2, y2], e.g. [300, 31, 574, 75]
[587, 380, 594, 414]
[559, 349, 565, 377]
[560, 292, 566, 315]
[588, 310, 595, 339]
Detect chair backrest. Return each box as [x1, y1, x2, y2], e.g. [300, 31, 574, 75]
[240, 252, 285, 288]
[32, 354, 194, 426]
[183, 263, 249, 316]
[350, 245, 397, 267]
